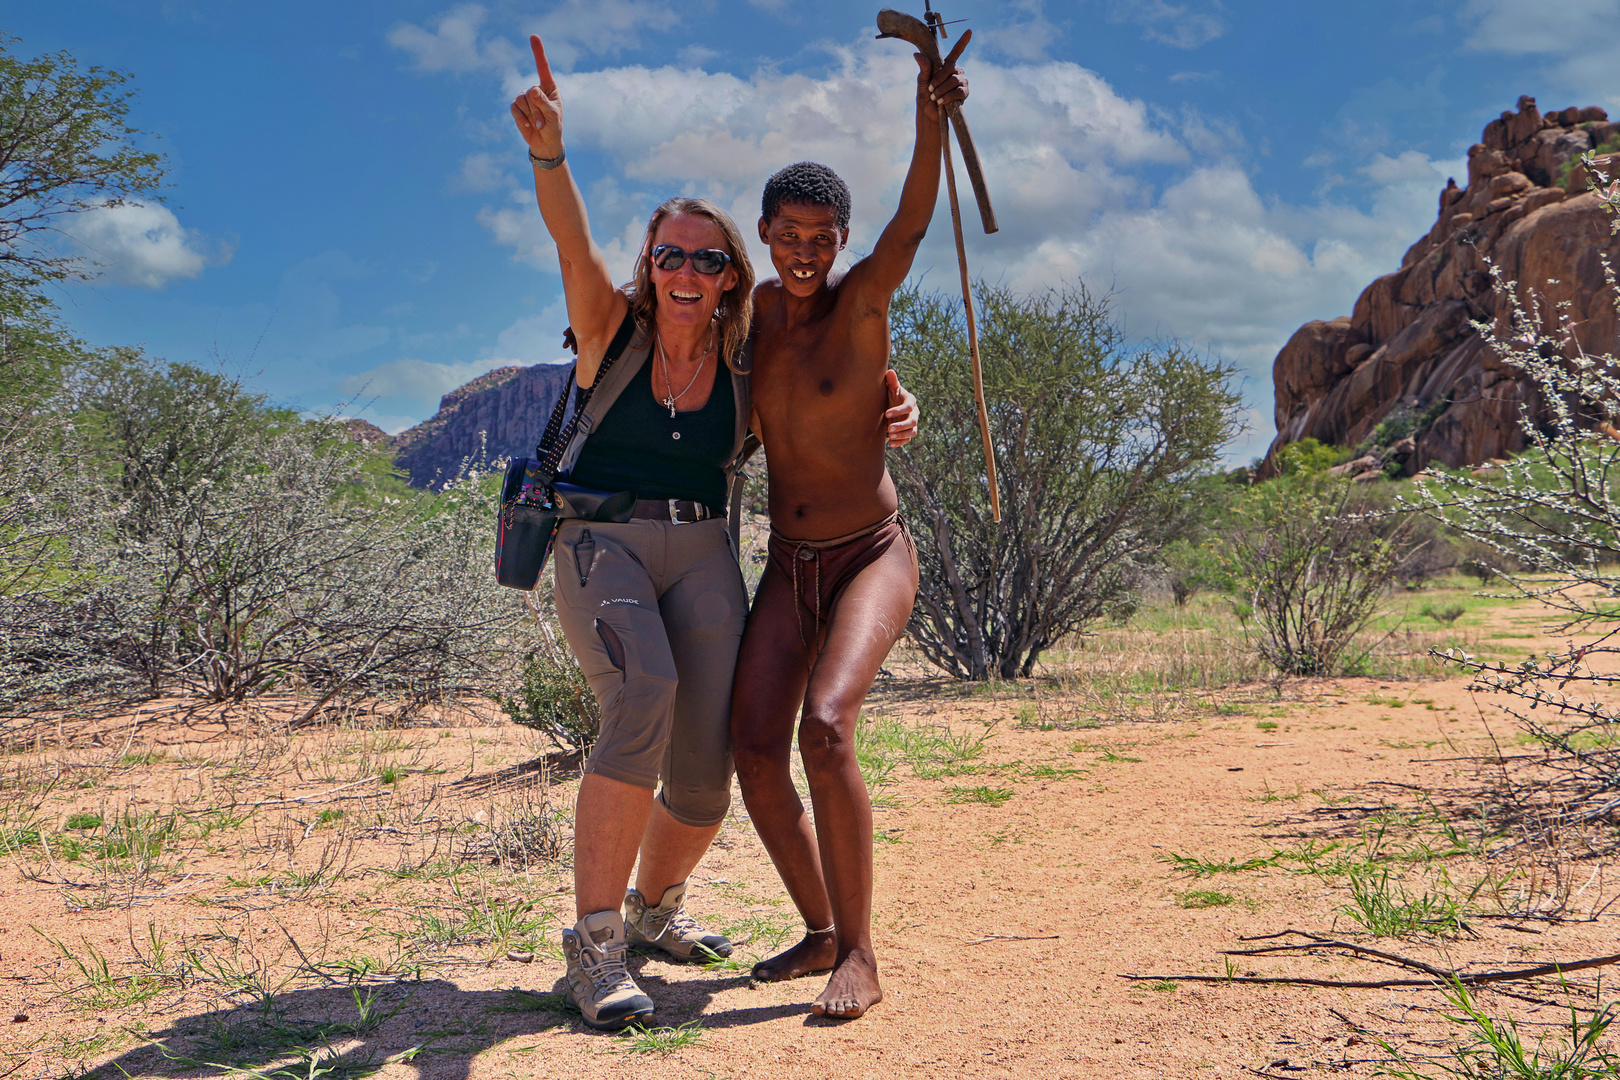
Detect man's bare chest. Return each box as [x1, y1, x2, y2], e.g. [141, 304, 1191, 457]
[752, 314, 854, 403]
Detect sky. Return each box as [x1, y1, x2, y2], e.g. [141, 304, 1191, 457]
[10, 0, 1620, 463]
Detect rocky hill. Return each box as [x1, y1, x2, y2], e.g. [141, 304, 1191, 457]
[1265, 96, 1620, 477]
[392, 363, 575, 487]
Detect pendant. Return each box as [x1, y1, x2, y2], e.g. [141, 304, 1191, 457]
[664, 397, 677, 418]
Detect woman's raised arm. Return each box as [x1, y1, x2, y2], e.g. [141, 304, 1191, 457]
[510, 34, 627, 385]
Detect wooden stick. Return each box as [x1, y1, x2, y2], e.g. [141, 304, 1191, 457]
[965, 933, 1060, 945]
[1121, 951, 1620, 989]
[939, 110, 1000, 523]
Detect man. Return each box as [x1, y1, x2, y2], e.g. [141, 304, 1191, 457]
[730, 52, 967, 1020]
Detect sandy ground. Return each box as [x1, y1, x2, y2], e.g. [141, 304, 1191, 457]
[1, 590, 1616, 1080]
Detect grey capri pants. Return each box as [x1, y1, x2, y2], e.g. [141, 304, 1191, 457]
[552, 516, 747, 828]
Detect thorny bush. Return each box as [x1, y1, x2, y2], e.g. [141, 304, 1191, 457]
[2, 351, 525, 731]
[1402, 155, 1620, 841]
[1214, 475, 1409, 676]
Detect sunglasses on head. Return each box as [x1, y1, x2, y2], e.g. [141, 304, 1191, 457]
[651, 244, 732, 275]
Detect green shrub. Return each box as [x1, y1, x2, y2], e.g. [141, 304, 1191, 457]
[499, 629, 598, 756]
[1215, 476, 1406, 676]
[1274, 437, 1348, 477]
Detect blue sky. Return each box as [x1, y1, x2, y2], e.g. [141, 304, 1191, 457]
[11, 0, 1620, 462]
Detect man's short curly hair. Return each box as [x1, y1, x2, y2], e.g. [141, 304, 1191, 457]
[761, 162, 852, 231]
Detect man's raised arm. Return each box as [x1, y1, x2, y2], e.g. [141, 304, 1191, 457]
[849, 54, 968, 301]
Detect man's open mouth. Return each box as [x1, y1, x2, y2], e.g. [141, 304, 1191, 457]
[790, 268, 816, 281]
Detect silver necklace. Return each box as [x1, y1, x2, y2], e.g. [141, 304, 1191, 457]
[656, 334, 710, 419]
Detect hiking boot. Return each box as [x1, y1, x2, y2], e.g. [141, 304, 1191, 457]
[560, 910, 655, 1030]
[623, 880, 734, 962]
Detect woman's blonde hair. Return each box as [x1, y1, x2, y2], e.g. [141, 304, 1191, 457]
[626, 197, 755, 373]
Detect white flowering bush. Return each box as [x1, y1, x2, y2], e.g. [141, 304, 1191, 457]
[1402, 210, 1620, 834]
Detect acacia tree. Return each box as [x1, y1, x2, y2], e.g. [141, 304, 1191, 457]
[889, 282, 1241, 679]
[0, 35, 166, 289]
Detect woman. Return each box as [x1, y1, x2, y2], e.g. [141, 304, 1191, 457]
[509, 35, 915, 1030]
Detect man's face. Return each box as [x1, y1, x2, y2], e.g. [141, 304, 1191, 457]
[758, 202, 847, 298]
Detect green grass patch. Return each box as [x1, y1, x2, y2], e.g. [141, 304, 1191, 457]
[1380, 977, 1619, 1080]
[1339, 865, 1470, 938]
[1176, 890, 1236, 909]
[945, 785, 1013, 805]
[612, 1021, 704, 1055]
[1161, 852, 1279, 876]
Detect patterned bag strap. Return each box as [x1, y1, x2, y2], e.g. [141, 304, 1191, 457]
[534, 311, 637, 482]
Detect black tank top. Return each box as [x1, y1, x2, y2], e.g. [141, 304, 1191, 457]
[565, 358, 735, 511]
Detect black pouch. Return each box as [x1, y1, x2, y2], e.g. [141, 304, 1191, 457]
[495, 457, 560, 591]
[552, 480, 636, 522]
[494, 312, 637, 591]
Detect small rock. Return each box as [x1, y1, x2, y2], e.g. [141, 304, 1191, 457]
[505, 951, 535, 963]
[11, 1014, 26, 1023]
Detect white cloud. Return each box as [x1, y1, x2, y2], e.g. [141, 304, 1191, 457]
[485, 44, 1191, 279]
[475, 197, 557, 269]
[453, 151, 509, 192]
[1460, 0, 1620, 106]
[494, 297, 571, 363]
[387, 4, 518, 74]
[1104, 1, 1228, 49]
[981, 0, 1066, 62]
[1461, 0, 1619, 54]
[64, 200, 228, 289]
[338, 356, 519, 408]
[404, 23, 1455, 454]
[677, 44, 721, 67]
[389, 0, 680, 78]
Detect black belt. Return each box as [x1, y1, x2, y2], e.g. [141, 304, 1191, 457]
[632, 499, 717, 524]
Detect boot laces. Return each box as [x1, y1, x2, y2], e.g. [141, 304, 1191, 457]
[580, 940, 635, 995]
[649, 902, 703, 941]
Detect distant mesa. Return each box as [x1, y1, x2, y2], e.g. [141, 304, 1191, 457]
[392, 363, 575, 488]
[1264, 96, 1620, 479]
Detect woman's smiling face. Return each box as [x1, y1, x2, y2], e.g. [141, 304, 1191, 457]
[648, 212, 739, 332]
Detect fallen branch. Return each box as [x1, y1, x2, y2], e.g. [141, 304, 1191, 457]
[1122, 950, 1620, 989]
[965, 934, 1060, 946]
[1226, 931, 1453, 978]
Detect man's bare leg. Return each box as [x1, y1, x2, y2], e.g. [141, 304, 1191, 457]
[731, 562, 837, 981]
[796, 539, 918, 1018]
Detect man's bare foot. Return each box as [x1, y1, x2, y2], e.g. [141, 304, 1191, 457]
[750, 929, 836, 982]
[810, 948, 882, 1019]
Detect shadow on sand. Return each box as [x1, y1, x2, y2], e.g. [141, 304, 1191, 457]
[88, 954, 816, 1079]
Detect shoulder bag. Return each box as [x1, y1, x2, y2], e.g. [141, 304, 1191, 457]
[494, 313, 636, 590]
